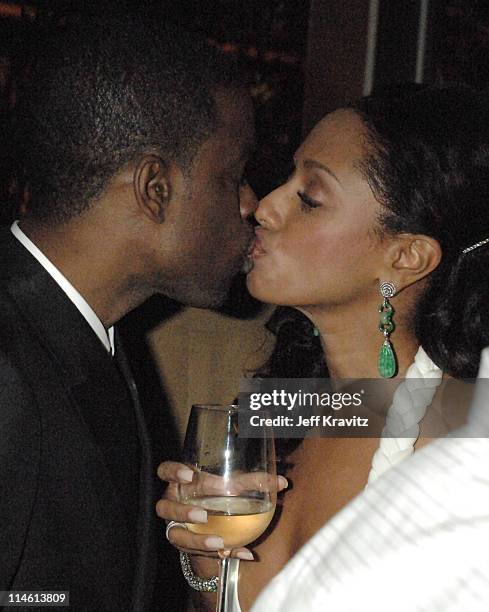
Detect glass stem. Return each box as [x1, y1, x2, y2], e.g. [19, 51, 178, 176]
[216, 556, 241, 612]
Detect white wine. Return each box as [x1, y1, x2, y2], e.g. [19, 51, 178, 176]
[185, 496, 275, 548]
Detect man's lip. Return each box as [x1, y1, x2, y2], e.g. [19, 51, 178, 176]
[249, 234, 267, 257]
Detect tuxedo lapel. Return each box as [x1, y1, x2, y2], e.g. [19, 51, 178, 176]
[113, 332, 156, 611]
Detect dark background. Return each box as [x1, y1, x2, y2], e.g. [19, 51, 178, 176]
[2, 0, 489, 225]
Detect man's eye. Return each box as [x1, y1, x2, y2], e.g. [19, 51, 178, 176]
[286, 163, 297, 182]
[297, 191, 321, 211]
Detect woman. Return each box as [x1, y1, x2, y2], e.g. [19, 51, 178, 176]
[157, 86, 489, 610]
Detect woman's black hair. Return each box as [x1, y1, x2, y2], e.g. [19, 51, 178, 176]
[259, 86, 489, 380]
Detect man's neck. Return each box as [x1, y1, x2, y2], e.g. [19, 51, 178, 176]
[19, 216, 150, 327]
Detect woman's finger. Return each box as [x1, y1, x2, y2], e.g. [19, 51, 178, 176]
[156, 498, 208, 524]
[166, 524, 225, 553]
[277, 475, 288, 491]
[232, 471, 289, 493]
[156, 460, 195, 484]
[157, 462, 289, 496]
[175, 546, 255, 560]
[168, 527, 255, 561]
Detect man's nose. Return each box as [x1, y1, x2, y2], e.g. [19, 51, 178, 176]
[239, 182, 259, 221]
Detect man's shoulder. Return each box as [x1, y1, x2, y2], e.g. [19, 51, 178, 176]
[0, 286, 55, 392]
[0, 224, 20, 271]
[0, 224, 45, 288]
[0, 285, 33, 342]
[0, 341, 41, 443]
[0, 227, 34, 301]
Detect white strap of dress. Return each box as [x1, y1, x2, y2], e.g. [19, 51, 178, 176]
[367, 346, 443, 484]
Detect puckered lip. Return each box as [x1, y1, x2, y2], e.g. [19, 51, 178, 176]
[249, 231, 267, 258]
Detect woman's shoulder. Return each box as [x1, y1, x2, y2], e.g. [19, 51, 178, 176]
[419, 375, 474, 443]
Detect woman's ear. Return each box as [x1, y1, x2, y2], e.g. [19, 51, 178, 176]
[384, 233, 442, 290]
[133, 154, 172, 223]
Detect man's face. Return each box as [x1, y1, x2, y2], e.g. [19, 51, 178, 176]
[153, 89, 257, 307]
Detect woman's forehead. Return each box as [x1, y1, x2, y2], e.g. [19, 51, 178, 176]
[296, 109, 368, 171]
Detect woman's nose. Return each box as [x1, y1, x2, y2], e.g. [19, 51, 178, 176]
[254, 186, 283, 229]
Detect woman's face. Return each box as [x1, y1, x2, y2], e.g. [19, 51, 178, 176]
[247, 109, 386, 310]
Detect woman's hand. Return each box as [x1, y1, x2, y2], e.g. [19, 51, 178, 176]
[155, 460, 287, 560]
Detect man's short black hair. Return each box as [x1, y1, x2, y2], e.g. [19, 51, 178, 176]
[15, 14, 244, 224]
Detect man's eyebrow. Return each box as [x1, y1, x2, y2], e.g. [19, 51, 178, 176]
[225, 145, 251, 169]
[295, 157, 342, 187]
[240, 140, 257, 161]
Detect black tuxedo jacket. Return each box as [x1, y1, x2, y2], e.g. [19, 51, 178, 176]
[0, 228, 178, 611]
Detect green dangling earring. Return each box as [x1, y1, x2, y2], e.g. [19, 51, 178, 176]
[378, 281, 397, 378]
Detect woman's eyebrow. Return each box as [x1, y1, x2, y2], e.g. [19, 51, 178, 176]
[292, 155, 343, 187]
[302, 158, 342, 187]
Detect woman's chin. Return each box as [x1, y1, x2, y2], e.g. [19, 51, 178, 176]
[246, 273, 295, 308]
[246, 269, 273, 304]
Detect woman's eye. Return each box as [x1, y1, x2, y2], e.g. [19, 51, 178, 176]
[297, 191, 321, 211]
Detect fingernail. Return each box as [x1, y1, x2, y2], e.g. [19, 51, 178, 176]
[187, 508, 207, 523]
[278, 476, 289, 489]
[205, 536, 225, 550]
[177, 468, 194, 483]
[236, 551, 254, 561]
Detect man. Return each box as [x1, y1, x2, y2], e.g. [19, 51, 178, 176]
[0, 14, 256, 611]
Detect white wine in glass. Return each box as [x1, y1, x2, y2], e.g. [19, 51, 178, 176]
[178, 404, 277, 611]
[186, 495, 275, 548]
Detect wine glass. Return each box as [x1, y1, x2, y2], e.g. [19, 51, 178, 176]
[178, 404, 277, 612]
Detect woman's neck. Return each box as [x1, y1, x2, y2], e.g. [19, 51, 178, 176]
[303, 298, 419, 379]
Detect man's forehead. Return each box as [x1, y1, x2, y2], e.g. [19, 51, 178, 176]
[188, 87, 254, 171]
[214, 88, 255, 140]
[217, 125, 255, 167]
[208, 128, 254, 168]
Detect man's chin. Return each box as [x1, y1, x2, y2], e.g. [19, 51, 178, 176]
[165, 281, 232, 310]
[188, 292, 229, 310]
[241, 256, 253, 274]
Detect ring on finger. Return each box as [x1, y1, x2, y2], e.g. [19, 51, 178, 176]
[165, 520, 188, 541]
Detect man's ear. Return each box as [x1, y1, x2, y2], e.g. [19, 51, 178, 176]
[133, 154, 172, 223]
[383, 233, 442, 290]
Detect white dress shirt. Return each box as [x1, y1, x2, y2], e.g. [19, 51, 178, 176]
[252, 349, 489, 612]
[11, 221, 115, 355]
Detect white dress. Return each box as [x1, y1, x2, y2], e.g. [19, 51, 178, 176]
[251, 349, 489, 612]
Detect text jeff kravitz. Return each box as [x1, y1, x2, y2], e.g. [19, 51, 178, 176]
[249, 414, 369, 427]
